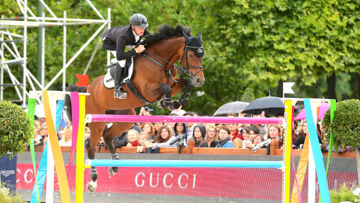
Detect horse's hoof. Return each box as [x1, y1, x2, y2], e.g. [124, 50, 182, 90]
[109, 167, 118, 176]
[158, 99, 171, 108]
[171, 100, 181, 110]
[87, 181, 97, 192]
[157, 101, 165, 108]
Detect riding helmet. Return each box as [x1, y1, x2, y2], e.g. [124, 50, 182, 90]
[130, 13, 149, 28]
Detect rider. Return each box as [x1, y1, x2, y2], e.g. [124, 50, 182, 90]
[101, 13, 151, 99]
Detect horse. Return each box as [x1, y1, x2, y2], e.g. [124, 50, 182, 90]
[65, 24, 205, 192]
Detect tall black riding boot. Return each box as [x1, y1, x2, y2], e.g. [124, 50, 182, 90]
[114, 63, 127, 99]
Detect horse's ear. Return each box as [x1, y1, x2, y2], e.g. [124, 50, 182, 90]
[197, 32, 202, 41]
[182, 31, 191, 44]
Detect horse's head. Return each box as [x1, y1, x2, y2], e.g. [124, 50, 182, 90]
[181, 32, 205, 87]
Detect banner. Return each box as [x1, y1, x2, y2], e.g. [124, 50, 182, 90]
[17, 163, 357, 200]
[0, 155, 17, 194]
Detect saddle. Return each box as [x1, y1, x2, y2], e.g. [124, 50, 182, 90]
[103, 58, 134, 89]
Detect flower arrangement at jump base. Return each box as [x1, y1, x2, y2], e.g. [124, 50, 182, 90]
[0, 184, 25, 203]
[330, 184, 360, 203]
[0, 101, 32, 157]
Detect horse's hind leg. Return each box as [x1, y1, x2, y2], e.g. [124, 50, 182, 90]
[86, 122, 106, 192]
[103, 109, 135, 176]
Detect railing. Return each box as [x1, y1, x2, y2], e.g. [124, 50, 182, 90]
[31, 139, 357, 158]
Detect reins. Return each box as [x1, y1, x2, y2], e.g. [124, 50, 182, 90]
[142, 44, 204, 84]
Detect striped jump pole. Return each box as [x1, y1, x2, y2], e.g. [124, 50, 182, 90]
[85, 159, 284, 169]
[86, 114, 283, 124]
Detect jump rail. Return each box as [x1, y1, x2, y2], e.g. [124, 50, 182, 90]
[85, 114, 283, 125]
[85, 159, 284, 169]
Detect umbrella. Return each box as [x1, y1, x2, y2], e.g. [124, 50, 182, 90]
[295, 102, 330, 120]
[213, 101, 249, 116]
[242, 96, 284, 116]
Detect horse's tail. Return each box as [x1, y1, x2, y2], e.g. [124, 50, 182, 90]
[64, 84, 87, 122]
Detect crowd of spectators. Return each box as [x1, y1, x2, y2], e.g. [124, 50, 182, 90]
[31, 106, 327, 153]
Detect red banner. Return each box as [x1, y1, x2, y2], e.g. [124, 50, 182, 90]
[16, 163, 356, 200]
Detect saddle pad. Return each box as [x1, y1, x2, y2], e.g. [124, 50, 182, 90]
[103, 58, 134, 89]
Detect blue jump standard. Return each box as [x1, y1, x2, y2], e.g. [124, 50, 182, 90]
[85, 159, 283, 169]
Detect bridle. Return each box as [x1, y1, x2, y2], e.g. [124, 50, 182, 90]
[183, 45, 204, 78]
[143, 43, 204, 83]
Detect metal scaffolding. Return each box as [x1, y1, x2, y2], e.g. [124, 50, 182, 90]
[0, 0, 111, 106]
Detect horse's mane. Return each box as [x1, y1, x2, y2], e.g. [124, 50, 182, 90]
[144, 24, 192, 46]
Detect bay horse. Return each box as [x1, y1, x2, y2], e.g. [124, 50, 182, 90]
[66, 24, 205, 192]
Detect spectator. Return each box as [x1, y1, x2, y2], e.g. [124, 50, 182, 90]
[215, 123, 223, 132]
[149, 125, 177, 148]
[293, 121, 323, 149]
[140, 122, 155, 141]
[139, 106, 152, 116]
[242, 127, 252, 149]
[227, 120, 243, 141]
[266, 125, 282, 141]
[292, 120, 300, 142]
[183, 112, 198, 140]
[113, 129, 139, 148]
[245, 134, 265, 150]
[233, 138, 243, 149]
[215, 126, 233, 148]
[265, 124, 283, 148]
[200, 125, 218, 147]
[137, 131, 151, 153]
[59, 126, 72, 146]
[153, 122, 163, 137]
[35, 122, 48, 147]
[174, 122, 188, 147]
[249, 125, 260, 141]
[192, 125, 206, 147]
[126, 129, 139, 147]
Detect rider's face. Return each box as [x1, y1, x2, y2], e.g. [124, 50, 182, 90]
[132, 25, 145, 36]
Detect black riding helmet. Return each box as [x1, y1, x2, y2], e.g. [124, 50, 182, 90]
[130, 13, 149, 28]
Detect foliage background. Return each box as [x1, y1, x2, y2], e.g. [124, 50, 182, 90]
[1, 0, 359, 115]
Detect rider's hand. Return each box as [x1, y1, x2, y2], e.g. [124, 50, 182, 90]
[135, 45, 145, 53]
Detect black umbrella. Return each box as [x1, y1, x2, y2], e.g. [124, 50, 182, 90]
[213, 101, 249, 116]
[242, 96, 284, 116]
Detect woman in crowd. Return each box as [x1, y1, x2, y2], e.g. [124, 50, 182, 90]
[266, 124, 283, 148]
[215, 126, 233, 148]
[192, 125, 206, 147]
[241, 126, 252, 149]
[249, 125, 260, 141]
[266, 125, 282, 140]
[244, 134, 265, 149]
[153, 122, 163, 137]
[200, 125, 218, 147]
[149, 125, 176, 148]
[59, 126, 72, 146]
[140, 122, 156, 141]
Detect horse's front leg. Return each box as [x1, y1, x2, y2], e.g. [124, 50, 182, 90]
[167, 78, 194, 110]
[178, 78, 194, 106]
[157, 84, 172, 108]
